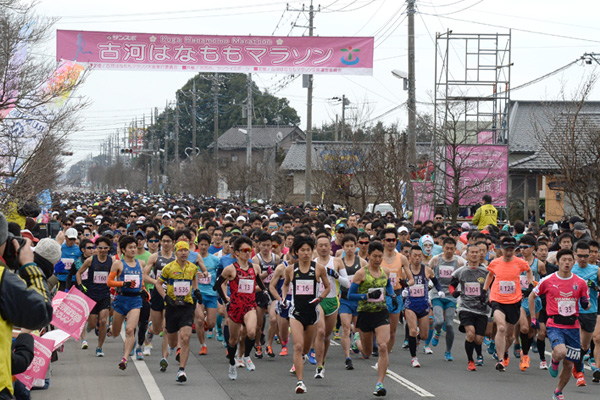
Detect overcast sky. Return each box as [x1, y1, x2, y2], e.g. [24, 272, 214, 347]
[33, 0, 600, 164]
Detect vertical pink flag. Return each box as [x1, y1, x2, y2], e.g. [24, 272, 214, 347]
[15, 335, 54, 390]
[51, 286, 96, 340]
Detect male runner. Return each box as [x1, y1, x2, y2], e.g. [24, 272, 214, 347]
[195, 233, 220, 355]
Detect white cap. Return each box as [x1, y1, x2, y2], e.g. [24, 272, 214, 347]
[398, 226, 409, 234]
[65, 228, 78, 239]
[269, 214, 279, 220]
[158, 207, 165, 212]
[75, 216, 85, 225]
[236, 216, 246, 222]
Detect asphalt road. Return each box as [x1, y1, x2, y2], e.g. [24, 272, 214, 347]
[33, 321, 600, 400]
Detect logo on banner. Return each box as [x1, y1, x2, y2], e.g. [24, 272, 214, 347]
[340, 46, 360, 65]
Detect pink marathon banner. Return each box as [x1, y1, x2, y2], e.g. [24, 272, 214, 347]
[446, 145, 508, 207]
[15, 336, 54, 390]
[57, 30, 374, 75]
[51, 286, 96, 340]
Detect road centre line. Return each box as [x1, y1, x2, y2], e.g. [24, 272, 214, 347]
[120, 330, 165, 400]
[371, 365, 435, 397]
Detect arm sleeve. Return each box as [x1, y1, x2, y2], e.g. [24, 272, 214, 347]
[0, 265, 53, 330]
[449, 277, 460, 295]
[337, 268, 350, 288]
[431, 276, 443, 292]
[213, 275, 228, 302]
[11, 333, 35, 374]
[348, 282, 367, 301]
[255, 271, 267, 291]
[107, 270, 123, 287]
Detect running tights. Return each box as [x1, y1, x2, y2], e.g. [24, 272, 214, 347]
[433, 306, 455, 352]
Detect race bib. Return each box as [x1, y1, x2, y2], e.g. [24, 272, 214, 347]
[295, 279, 314, 295]
[62, 258, 74, 271]
[198, 272, 211, 285]
[409, 284, 425, 297]
[390, 272, 398, 287]
[173, 281, 190, 296]
[520, 275, 529, 289]
[156, 269, 162, 280]
[93, 271, 108, 284]
[439, 266, 454, 278]
[238, 278, 254, 294]
[81, 270, 89, 280]
[464, 282, 481, 296]
[264, 272, 274, 284]
[367, 288, 384, 302]
[498, 281, 516, 294]
[124, 274, 140, 288]
[287, 284, 293, 296]
[558, 300, 577, 317]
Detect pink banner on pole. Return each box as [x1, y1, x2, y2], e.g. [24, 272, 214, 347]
[477, 131, 494, 144]
[56, 30, 374, 75]
[51, 287, 96, 340]
[413, 181, 434, 222]
[446, 145, 508, 207]
[15, 335, 54, 390]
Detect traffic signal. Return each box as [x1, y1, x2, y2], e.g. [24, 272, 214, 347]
[61, 151, 74, 156]
[120, 149, 133, 154]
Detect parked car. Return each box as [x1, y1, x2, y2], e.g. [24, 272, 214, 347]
[365, 203, 396, 216]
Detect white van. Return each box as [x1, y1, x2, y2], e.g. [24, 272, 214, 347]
[365, 203, 396, 216]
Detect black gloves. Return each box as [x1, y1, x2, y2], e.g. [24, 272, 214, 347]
[194, 289, 203, 305]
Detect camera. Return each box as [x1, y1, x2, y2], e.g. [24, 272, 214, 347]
[4, 233, 27, 271]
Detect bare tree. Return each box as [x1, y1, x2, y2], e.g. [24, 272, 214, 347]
[534, 74, 600, 239]
[0, 1, 88, 210]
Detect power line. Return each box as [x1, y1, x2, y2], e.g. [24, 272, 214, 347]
[423, 0, 484, 16]
[353, 0, 389, 35]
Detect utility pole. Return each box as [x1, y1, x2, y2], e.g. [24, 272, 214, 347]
[407, 0, 417, 211]
[341, 94, 347, 140]
[289, 1, 319, 205]
[192, 80, 197, 158]
[175, 92, 180, 193]
[163, 102, 169, 191]
[213, 73, 220, 196]
[334, 114, 338, 142]
[246, 73, 253, 167]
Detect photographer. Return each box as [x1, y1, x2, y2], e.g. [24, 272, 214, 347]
[0, 212, 53, 400]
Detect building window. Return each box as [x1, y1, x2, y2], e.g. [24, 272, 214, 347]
[232, 155, 238, 162]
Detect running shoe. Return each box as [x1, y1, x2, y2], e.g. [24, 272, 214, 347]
[411, 357, 421, 368]
[372, 347, 379, 357]
[423, 346, 433, 355]
[531, 340, 538, 353]
[584, 349, 591, 362]
[503, 353, 510, 367]
[431, 331, 441, 347]
[487, 340, 496, 355]
[129, 348, 134, 356]
[255, 345, 263, 359]
[308, 349, 316, 365]
[467, 360, 477, 371]
[243, 356, 256, 371]
[593, 367, 600, 383]
[95, 347, 104, 357]
[475, 355, 484, 366]
[552, 390, 564, 400]
[136, 347, 144, 360]
[549, 360, 559, 378]
[519, 354, 530, 371]
[176, 370, 187, 383]
[199, 345, 207, 355]
[589, 357, 597, 369]
[402, 339, 409, 349]
[207, 329, 214, 339]
[314, 366, 324, 379]
[236, 357, 245, 368]
[373, 382, 387, 397]
[143, 345, 152, 356]
[295, 380, 307, 394]
[266, 345, 275, 358]
[119, 358, 127, 370]
[228, 364, 237, 380]
[81, 340, 88, 350]
[175, 348, 181, 362]
[260, 333, 266, 345]
[290, 364, 296, 374]
[444, 352, 454, 362]
[160, 358, 168, 372]
[575, 371, 586, 387]
[216, 330, 224, 343]
[345, 357, 354, 370]
[333, 329, 341, 340]
[495, 362, 505, 372]
[483, 337, 491, 346]
[513, 345, 521, 359]
[351, 341, 359, 354]
[539, 360, 548, 370]
[280, 346, 289, 356]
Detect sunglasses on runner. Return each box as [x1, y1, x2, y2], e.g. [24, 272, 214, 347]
[519, 245, 533, 249]
[359, 241, 370, 245]
[384, 238, 397, 243]
[85, 246, 95, 250]
[577, 254, 590, 258]
[148, 239, 159, 243]
[239, 248, 252, 253]
[97, 246, 110, 250]
[272, 244, 279, 249]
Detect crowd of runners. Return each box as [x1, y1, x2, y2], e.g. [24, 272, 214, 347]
[10, 192, 600, 399]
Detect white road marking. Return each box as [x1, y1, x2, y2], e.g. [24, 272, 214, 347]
[371, 365, 435, 397]
[330, 339, 341, 346]
[120, 330, 165, 400]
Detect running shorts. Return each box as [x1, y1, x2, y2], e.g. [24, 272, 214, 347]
[165, 303, 195, 334]
[90, 297, 111, 315]
[201, 294, 218, 309]
[405, 304, 430, 319]
[547, 327, 581, 362]
[431, 297, 457, 311]
[356, 310, 390, 333]
[150, 289, 165, 312]
[227, 300, 256, 325]
[578, 313, 597, 333]
[290, 305, 319, 329]
[320, 297, 340, 317]
[112, 295, 142, 316]
[339, 298, 358, 317]
[458, 311, 488, 336]
[490, 301, 521, 325]
[521, 296, 543, 316]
